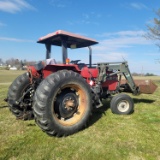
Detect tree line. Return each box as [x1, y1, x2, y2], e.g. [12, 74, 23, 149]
[0, 57, 157, 76]
[132, 72, 157, 76]
[146, 9, 160, 48]
[0, 58, 37, 70]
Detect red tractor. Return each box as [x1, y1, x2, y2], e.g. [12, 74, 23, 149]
[5, 30, 157, 137]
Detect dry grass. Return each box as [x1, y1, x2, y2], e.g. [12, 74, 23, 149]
[0, 71, 160, 160]
[0, 70, 25, 83]
[133, 76, 160, 81]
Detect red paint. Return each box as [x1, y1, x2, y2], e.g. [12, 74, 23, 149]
[81, 67, 98, 78]
[28, 66, 40, 78]
[28, 64, 119, 91]
[102, 80, 118, 91]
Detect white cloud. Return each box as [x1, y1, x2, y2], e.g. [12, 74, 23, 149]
[130, 3, 148, 10]
[49, 0, 70, 8]
[0, 22, 6, 27]
[94, 30, 151, 53]
[67, 19, 99, 26]
[67, 12, 101, 26]
[91, 30, 160, 75]
[93, 52, 128, 62]
[96, 30, 146, 37]
[91, 30, 154, 63]
[83, 13, 89, 19]
[0, 0, 36, 13]
[0, 37, 34, 42]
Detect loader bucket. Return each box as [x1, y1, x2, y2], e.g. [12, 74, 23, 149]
[120, 79, 158, 94]
[134, 80, 158, 94]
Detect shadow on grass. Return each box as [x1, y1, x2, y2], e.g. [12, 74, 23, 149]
[27, 123, 36, 127]
[87, 98, 155, 128]
[0, 105, 8, 109]
[133, 98, 155, 104]
[88, 100, 110, 127]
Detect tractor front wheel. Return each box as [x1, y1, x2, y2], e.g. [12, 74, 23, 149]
[33, 70, 92, 137]
[110, 94, 134, 115]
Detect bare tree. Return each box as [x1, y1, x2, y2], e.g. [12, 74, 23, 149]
[5, 58, 16, 66]
[0, 58, 4, 65]
[146, 9, 160, 47]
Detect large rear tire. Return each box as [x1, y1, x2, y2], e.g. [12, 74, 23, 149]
[7, 73, 34, 120]
[33, 70, 92, 137]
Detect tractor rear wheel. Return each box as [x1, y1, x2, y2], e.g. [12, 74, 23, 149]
[110, 94, 134, 115]
[7, 73, 34, 120]
[33, 70, 92, 137]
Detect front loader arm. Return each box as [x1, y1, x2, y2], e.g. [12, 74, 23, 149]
[97, 61, 139, 95]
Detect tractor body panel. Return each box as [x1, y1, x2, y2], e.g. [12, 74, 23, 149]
[42, 64, 81, 78]
[28, 61, 120, 92]
[80, 67, 99, 78]
[102, 80, 119, 91]
[42, 64, 119, 92]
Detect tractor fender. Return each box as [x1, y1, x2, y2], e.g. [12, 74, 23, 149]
[80, 67, 99, 78]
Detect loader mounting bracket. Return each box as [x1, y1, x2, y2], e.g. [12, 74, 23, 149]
[96, 61, 140, 95]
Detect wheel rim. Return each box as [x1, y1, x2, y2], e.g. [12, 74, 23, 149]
[117, 100, 129, 112]
[22, 85, 32, 105]
[53, 84, 88, 126]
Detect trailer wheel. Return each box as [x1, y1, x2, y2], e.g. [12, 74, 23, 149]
[7, 73, 34, 120]
[110, 94, 134, 115]
[33, 70, 92, 137]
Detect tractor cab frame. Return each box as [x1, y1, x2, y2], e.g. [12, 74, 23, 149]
[38, 30, 98, 67]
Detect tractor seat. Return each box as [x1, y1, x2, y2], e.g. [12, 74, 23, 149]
[34, 61, 45, 71]
[77, 63, 87, 70]
[46, 58, 56, 65]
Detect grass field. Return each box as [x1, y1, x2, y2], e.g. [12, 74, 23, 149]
[0, 70, 160, 160]
[0, 70, 25, 83]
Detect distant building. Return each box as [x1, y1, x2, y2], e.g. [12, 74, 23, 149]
[10, 66, 17, 70]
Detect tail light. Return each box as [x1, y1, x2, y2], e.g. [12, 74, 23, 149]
[66, 58, 70, 64]
[89, 80, 94, 86]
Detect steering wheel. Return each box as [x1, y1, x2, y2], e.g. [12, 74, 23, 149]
[70, 60, 81, 64]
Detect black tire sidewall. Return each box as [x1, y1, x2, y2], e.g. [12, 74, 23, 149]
[110, 94, 134, 115]
[7, 73, 31, 117]
[51, 78, 90, 131]
[8, 73, 30, 101]
[34, 70, 92, 136]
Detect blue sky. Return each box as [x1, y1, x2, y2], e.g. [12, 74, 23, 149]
[0, 0, 160, 75]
